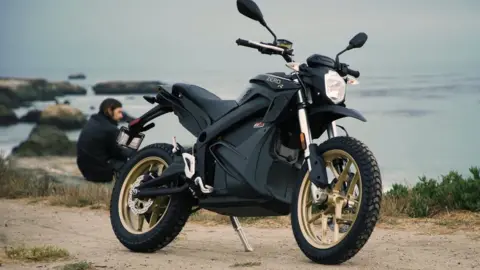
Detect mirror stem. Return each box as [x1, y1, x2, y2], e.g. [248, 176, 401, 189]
[264, 24, 277, 45]
[334, 48, 348, 68]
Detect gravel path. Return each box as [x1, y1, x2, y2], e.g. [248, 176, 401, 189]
[1, 199, 479, 270]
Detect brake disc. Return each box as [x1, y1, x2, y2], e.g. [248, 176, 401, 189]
[127, 175, 154, 215]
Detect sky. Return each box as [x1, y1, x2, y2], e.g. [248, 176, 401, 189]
[0, 0, 479, 184]
[0, 0, 479, 78]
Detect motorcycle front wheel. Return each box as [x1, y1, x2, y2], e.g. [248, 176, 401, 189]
[291, 136, 382, 265]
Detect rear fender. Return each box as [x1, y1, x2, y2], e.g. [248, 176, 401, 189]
[127, 85, 176, 135]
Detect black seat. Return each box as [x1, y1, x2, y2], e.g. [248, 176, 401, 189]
[172, 83, 238, 121]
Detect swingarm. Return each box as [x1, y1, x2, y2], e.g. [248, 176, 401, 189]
[128, 136, 254, 252]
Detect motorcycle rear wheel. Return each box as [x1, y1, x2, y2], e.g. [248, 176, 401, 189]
[110, 143, 194, 253]
[291, 136, 382, 264]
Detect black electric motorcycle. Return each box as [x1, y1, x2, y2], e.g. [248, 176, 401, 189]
[109, 0, 382, 265]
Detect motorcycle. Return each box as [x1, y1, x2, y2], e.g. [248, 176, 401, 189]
[109, 0, 382, 265]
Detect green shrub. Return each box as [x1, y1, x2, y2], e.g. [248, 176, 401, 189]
[384, 167, 480, 217]
[2, 152, 479, 220]
[386, 183, 409, 198]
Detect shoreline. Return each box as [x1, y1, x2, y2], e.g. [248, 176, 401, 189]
[2, 155, 470, 193]
[3, 155, 479, 216]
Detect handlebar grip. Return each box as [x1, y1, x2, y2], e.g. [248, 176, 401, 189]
[236, 38, 249, 46]
[347, 68, 360, 78]
[236, 38, 260, 50]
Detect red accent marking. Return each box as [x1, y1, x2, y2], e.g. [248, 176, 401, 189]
[129, 118, 141, 126]
[253, 122, 265, 128]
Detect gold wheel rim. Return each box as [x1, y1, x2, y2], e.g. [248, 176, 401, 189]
[297, 149, 362, 249]
[118, 156, 171, 235]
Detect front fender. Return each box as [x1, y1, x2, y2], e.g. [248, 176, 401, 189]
[308, 105, 366, 139]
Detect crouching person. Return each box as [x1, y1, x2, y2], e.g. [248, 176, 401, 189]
[76, 98, 134, 183]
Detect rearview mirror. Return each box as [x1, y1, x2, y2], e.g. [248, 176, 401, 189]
[236, 0, 266, 26]
[348, 32, 368, 49]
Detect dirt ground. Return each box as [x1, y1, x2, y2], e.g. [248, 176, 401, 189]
[1, 199, 479, 270]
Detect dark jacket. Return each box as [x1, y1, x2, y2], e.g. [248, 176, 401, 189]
[76, 113, 130, 182]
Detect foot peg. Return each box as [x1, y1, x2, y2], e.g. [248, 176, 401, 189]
[174, 136, 214, 195]
[230, 216, 254, 252]
[194, 177, 214, 194]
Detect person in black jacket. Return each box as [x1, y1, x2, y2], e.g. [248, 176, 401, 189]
[76, 98, 134, 183]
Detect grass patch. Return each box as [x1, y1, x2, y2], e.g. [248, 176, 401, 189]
[4, 245, 69, 262]
[0, 154, 111, 208]
[48, 184, 111, 208]
[0, 232, 7, 244]
[230, 261, 262, 268]
[56, 261, 96, 270]
[1, 153, 479, 226]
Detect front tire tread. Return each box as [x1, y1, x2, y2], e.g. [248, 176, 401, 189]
[292, 136, 382, 265]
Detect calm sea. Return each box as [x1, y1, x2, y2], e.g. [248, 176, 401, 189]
[1, 0, 479, 189]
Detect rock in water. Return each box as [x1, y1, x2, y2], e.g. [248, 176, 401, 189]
[0, 78, 87, 108]
[11, 125, 77, 156]
[92, 81, 163, 94]
[0, 91, 22, 109]
[47, 81, 87, 95]
[39, 104, 87, 130]
[0, 105, 18, 126]
[0, 79, 33, 108]
[68, 73, 86, 80]
[19, 109, 42, 123]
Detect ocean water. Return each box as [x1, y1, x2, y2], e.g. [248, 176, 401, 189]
[1, 0, 479, 189]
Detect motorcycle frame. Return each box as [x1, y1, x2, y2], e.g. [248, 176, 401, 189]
[127, 61, 366, 215]
[116, 0, 372, 254]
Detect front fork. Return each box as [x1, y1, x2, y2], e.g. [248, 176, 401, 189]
[296, 91, 337, 204]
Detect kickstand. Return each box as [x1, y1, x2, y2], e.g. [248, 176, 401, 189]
[230, 216, 254, 252]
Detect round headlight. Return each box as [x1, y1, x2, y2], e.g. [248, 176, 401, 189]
[324, 70, 346, 104]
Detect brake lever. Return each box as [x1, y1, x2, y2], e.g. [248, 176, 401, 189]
[258, 47, 274, 55]
[285, 48, 294, 56]
[257, 42, 273, 55]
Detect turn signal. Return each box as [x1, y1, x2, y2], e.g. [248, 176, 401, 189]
[300, 133, 307, 150]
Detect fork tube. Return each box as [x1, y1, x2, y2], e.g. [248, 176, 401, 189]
[327, 121, 338, 139]
[296, 91, 313, 170]
[296, 90, 325, 202]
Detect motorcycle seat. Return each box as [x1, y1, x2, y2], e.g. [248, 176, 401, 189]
[172, 83, 238, 121]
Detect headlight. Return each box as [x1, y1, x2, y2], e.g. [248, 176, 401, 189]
[324, 70, 346, 104]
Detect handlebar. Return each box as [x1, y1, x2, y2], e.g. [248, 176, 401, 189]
[236, 38, 292, 57]
[236, 38, 360, 78]
[346, 67, 360, 78]
[337, 62, 360, 78]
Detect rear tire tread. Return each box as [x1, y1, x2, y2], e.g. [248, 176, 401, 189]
[110, 143, 194, 253]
